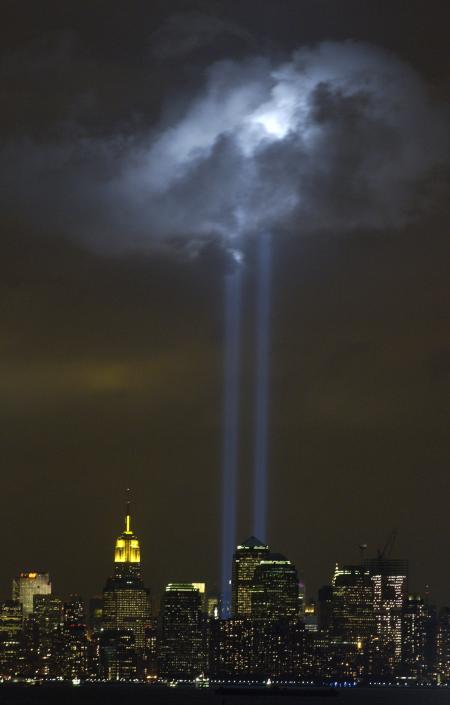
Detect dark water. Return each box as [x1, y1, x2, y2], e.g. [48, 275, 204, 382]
[0, 685, 448, 705]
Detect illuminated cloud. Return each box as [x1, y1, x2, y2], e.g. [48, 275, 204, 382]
[1, 42, 447, 254]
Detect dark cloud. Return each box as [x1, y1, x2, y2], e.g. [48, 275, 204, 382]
[150, 10, 255, 60]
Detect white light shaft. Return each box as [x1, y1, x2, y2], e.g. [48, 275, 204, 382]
[220, 268, 242, 616]
[253, 232, 271, 541]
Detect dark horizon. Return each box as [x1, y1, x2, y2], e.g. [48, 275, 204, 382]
[1, 0, 449, 610]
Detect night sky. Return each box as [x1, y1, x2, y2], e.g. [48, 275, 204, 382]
[1, 1, 449, 608]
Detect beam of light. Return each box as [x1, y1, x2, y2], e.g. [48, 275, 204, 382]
[220, 265, 242, 617]
[253, 232, 272, 542]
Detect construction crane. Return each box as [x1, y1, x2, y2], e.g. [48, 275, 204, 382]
[377, 528, 397, 560]
[359, 543, 368, 563]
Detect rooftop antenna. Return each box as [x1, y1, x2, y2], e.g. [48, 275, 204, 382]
[125, 487, 132, 533]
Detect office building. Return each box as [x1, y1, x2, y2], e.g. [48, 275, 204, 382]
[401, 594, 428, 682]
[102, 500, 151, 651]
[364, 557, 408, 676]
[62, 595, 87, 680]
[437, 607, 450, 684]
[12, 573, 51, 618]
[97, 629, 136, 681]
[0, 601, 24, 678]
[231, 536, 269, 617]
[209, 618, 255, 678]
[33, 594, 64, 676]
[251, 553, 299, 621]
[158, 583, 206, 679]
[332, 565, 375, 642]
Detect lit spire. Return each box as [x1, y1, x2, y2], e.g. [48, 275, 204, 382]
[114, 489, 141, 564]
[125, 487, 132, 534]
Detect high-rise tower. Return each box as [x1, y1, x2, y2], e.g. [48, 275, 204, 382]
[231, 536, 269, 617]
[363, 557, 408, 676]
[102, 497, 150, 651]
[331, 565, 375, 643]
[251, 553, 299, 621]
[231, 536, 270, 617]
[12, 573, 51, 618]
[158, 583, 207, 679]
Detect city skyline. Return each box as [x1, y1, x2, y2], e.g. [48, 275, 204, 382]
[2, 499, 448, 685]
[2, 499, 446, 612]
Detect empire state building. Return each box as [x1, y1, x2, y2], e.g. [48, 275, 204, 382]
[102, 498, 151, 649]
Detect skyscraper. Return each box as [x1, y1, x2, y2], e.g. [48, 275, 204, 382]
[0, 601, 24, 678]
[12, 573, 51, 618]
[33, 594, 64, 677]
[0, 601, 23, 635]
[224, 540, 302, 679]
[318, 585, 333, 631]
[102, 499, 151, 651]
[437, 607, 450, 684]
[209, 617, 255, 679]
[329, 564, 375, 680]
[401, 594, 428, 682]
[97, 629, 136, 681]
[231, 536, 269, 617]
[158, 583, 206, 679]
[332, 565, 375, 643]
[364, 557, 408, 676]
[251, 554, 299, 621]
[62, 595, 87, 680]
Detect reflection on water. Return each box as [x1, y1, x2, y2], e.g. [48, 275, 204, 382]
[0, 685, 448, 705]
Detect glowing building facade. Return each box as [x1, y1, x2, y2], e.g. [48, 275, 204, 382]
[437, 607, 450, 684]
[364, 558, 408, 676]
[329, 565, 375, 679]
[332, 565, 375, 643]
[231, 536, 269, 617]
[102, 502, 150, 651]
[401, 594, 428, 681]
[209, 617, 255, 678]
[12, 572, 51, 618]
[0, 601, 24, 677]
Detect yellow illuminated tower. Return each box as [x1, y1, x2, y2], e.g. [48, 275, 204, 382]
[102, 493, 151, 650]
[113, 495, 141, 579]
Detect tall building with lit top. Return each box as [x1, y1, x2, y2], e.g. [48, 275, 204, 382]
[12, 573, 51, 618]
[329, 564, 375, 680]
[332, 564, 375, 643]
[158, 583, 206, 679]
[401, 594, 428, 681]
[231, 536, 269, 617]
[364, 557, 408, 676]
[102, 500, 150, 651]
[251, 553, 299, 621]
